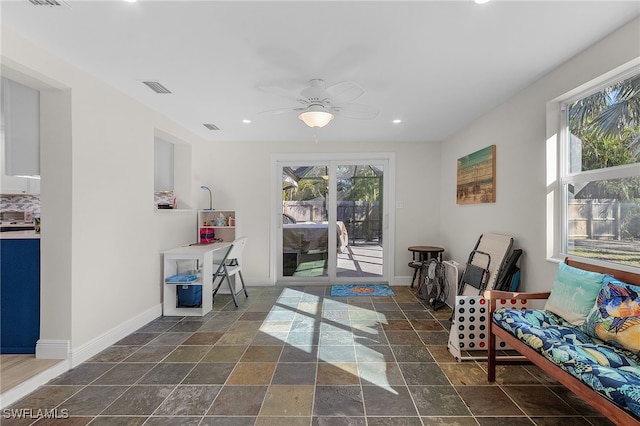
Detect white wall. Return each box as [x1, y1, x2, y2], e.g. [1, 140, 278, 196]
[1, 29, 444, 361]
[438, 17, 640, 292]
[5, 14, 636, 363]
[39, 88, 72, 345]
[1, 30, 206, 357]
[191, 140, 442, 284]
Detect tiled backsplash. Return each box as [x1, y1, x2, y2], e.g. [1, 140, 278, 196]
[1, 193, 177, 216]
[2, 192, 178, 215]
[154, 191, 175, 208]
[0, 194, 41, 216]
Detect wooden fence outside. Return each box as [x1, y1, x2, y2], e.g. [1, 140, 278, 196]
[568, 199, 620, 240]
[283, 200, 382, 242]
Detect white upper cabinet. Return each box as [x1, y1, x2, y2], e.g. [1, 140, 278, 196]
[1, 77, 40, 177]
[0, 174, 29, 194]
[154, 137, 174, 192]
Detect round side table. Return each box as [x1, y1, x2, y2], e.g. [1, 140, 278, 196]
[408, 246, 445, 288]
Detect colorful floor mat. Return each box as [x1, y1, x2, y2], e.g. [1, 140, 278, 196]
[330, 284, 395, 297]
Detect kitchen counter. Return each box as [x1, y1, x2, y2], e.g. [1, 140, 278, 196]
[0, 230, 39, 239]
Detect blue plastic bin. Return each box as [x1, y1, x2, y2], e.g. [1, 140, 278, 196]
[178, 285, 202, 307]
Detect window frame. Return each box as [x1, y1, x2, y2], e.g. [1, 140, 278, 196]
[557, 67, 640, 269]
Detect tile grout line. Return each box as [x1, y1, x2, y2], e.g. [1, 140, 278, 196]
[8, 286, 602, 425]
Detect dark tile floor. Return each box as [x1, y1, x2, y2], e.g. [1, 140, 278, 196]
[4, 286, 613, 425]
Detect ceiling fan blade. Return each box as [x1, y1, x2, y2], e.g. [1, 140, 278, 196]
[333, 103, 378, 119]
[322, 81, 364, 105]
[259, 106, 306, 115]
[257, 84, 299, 101]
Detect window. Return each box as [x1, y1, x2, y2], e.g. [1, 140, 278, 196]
[560, 72, 640, 268]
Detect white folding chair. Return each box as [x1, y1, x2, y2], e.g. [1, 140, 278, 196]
[212, 236, 248, 307]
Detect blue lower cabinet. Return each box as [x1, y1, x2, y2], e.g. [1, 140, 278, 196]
[1, 238, 40, 354]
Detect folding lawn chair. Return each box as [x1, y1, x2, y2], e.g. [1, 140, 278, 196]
[494, 248, 523, 291]
[457, 232, 514, 296]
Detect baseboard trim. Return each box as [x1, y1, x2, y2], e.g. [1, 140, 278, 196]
[252, 280, 413, 287]
[69, 304, 162, 367]
[393, 276, 412, 285]
[245, 281, 275, 287]
[35, 339, 69, 359]
[0, 359, 70, 409]
[1, 304, 162, 409]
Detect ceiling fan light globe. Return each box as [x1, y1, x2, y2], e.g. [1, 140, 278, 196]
[298, 110, 334, 128]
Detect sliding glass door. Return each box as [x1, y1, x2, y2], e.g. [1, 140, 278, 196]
[274, 155, 391, 284]
[335, 164, 384, 279]
[281, 164, 330, 278]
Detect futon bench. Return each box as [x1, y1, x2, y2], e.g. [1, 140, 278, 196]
[486, 258, 640, 425]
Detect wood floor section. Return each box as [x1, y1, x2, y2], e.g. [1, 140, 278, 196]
[1, 355, 61, 393]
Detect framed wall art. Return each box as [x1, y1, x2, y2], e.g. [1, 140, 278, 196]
[456, 145, 496, 205]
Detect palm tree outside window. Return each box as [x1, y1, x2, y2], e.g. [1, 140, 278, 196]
[562, 73, 640, 268]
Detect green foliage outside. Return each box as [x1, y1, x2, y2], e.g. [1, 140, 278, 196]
[282, 165, 383, 241]
[337, 165, 381, 202]
[569, 74, 640, 163]
[287, 179, 326, 201]
[568, 74, 640, 244]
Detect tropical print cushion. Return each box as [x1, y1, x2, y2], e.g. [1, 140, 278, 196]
[582, 276, 640, 354]
[493, 308, 640, 417]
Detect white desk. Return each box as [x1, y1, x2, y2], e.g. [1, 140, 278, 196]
[162, 242, 232, 316]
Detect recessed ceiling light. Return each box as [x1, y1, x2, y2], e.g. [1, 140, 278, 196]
[475, 0, 490, 4]
[242, 119, 251, 124]
[392, 119, 402, 124]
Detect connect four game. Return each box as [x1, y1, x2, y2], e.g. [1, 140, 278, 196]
[447, 295, 528, 361]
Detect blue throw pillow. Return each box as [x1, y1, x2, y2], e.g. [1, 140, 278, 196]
[544, 262, 606, 325]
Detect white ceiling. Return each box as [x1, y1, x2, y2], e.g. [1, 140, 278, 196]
[2, 0, 639, 143]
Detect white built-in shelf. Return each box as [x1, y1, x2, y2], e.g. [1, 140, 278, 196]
[161, 242, 232, 316]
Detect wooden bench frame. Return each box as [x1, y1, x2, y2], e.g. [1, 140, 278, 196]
[485, 258, 640, 426]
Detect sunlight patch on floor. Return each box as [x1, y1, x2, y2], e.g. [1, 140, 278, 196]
[258, 287, 397, 393]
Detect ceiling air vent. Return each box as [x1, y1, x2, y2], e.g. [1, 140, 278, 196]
[142, 81, 171, 94]
[203, 124, 220, 131]
[28, 0, 71, 7]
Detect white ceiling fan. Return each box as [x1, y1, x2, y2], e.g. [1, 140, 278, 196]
[261, 79, 378, 128]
